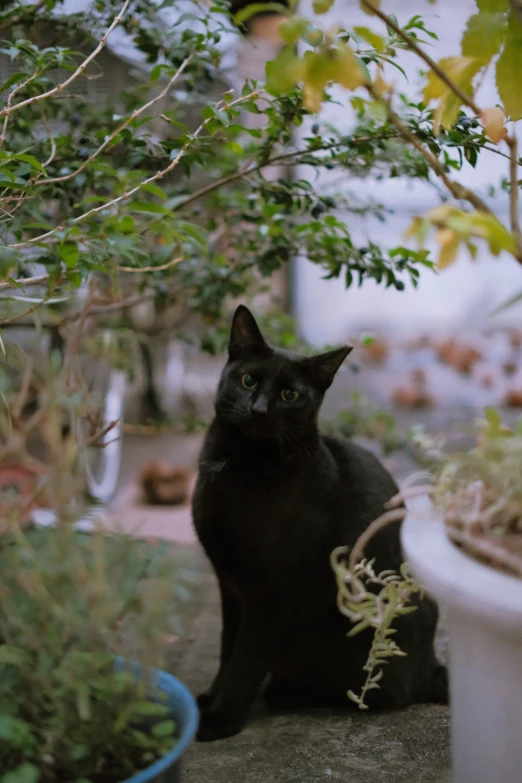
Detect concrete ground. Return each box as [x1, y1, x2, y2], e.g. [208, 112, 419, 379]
[108, 329, 522, 782]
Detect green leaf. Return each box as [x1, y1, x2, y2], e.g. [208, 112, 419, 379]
[151, 719, 176, 738]
[1, 764, 40, 783]
[0, 645, 26, 666]
[129, 201, 171, 216]
[131, 700, 170, 716]
[0, 246, 20, 280]
[462, 11, 507, 58]
[58, 241, 79, 269]
[12, 154, 46, 174]
[313, 0, 334, 13]
[496, 12, 522, 120]
[477, 0, 508, 10]
[76, 683, 91, 721]
[67, 270, 82, 288]
[141, 183, 167, 200]
[118, 216, 135, 234]
[279, 15, 309, 44]
[266, 48, 302, 94]
[175, 221, 207, 246]
[234, 2, 288, 25]
[0, 72, 27, 93]
[0, 716, 34, 747]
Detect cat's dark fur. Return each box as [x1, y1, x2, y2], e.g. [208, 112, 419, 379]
[192, 305, 447, 742]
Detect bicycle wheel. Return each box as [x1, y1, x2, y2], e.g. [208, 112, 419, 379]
[76, 361, 126, 505]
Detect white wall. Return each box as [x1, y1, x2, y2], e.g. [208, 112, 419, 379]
[293, 0, 522, 344]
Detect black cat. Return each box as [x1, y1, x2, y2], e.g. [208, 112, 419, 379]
[192, 305, 447, 742]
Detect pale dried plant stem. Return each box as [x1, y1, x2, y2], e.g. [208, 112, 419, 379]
[348, 508, 407, 572]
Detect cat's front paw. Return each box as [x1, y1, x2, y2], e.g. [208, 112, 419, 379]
[196, 708, 243, 742]
[196, 692, 214, 709]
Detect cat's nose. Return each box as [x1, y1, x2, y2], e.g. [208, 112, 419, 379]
[251, 395, 268, 416]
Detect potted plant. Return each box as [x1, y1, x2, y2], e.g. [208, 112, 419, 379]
[400, 410, 522, 783]
[0, 351, 198, 783]
[332, 409, 522, 783]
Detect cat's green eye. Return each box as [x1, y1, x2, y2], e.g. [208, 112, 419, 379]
[281, 388, 300, 403]
[241, 373, 258, 390]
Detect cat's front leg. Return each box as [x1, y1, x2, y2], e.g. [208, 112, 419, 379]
[197, 604, 285, 741]
[197, 581, 241, 709]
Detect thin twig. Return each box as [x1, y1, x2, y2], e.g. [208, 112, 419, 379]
[0, 297, 47, 325]
[116, 255, 183, 273]
[38, 53, 195, 187]
[0, 274, 51, 292]
[360, 0, 481, 116]
[174, 133, 398, 211]
[59, 292, 156, 324]
[9, 89, 261, 248]
[83, 419, 118, 448]
[506, 134, 522, 255]
[12, 358, 34, 420]
[40, 111, 57, 169]
[0, 68, 44, 148]
[367, 85, 493, 215]
[0, 0, 131, 120]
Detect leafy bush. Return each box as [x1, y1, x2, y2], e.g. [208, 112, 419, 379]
[0, 527, 192, 783]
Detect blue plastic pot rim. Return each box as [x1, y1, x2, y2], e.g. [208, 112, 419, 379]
[115, 660, 198, 783]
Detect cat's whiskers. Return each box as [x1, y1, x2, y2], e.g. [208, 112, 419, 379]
[279, 423, 312, 461]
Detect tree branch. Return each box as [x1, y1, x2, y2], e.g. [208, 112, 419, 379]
[360, 0, 481, 116]
[38, 53, 195, 187]
[0, 0, 131, 120]
[9, 89, 261, 249]
[367, 85, 493, 215]
[0, 274, 52, 292]
[174, 132, 398, 211]
[116, 255, 183, 273]
[506, 133, 522, 256]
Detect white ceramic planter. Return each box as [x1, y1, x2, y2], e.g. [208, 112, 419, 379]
[402, 509, 522, 783]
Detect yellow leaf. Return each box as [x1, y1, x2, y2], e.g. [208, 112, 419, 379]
[359, 0, 381, 16]
[353, 25, 385, 51]
[436, 229, 460, 269]
[496, 12, 522, 120]
[426, 204, 454, 224]
[480, 106, 507, 143]
[303, 84, 324, 112]
[424, 57, 481, 101]
[423, 56, 485, 132]
[372, 69, 392, 97]
[403, 216, 429, 244]
[335, 46, 368, 90]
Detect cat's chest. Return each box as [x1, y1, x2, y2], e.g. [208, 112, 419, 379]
[193, 458, 302, 552]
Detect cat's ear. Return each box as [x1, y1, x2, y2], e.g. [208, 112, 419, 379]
[303, 346, 353, 389]
[229, 305, 268, 359]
